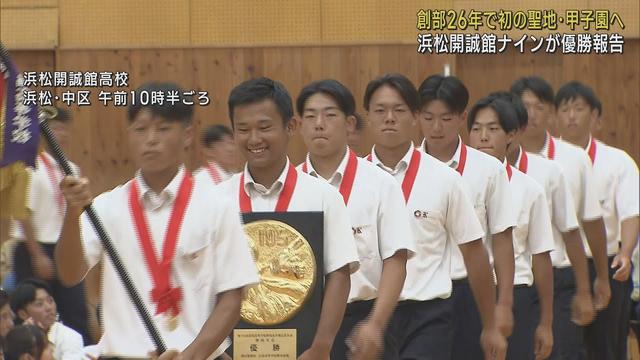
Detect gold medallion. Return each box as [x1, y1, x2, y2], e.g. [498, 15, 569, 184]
[241, 220, 317, 326]
[167, 315, 178, 332]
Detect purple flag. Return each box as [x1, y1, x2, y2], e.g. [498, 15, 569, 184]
[0, 53, 40, 168]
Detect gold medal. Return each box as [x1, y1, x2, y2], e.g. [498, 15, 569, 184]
[240, 220, 316, 326]
[167, 315, 178, 332]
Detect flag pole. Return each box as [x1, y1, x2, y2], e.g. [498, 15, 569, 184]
[0, 42, 167, 355]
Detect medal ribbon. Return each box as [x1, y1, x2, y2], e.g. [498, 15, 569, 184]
[239, 163, 297, 213]
[206, 162, 222, 184]
[455, 142, 468, 175]
[366, 148, 421, 203]
[546, 132, 556, 160]
[129, 172, 193, 317]
[302, 149, 358, 206]
[587, 137, 597, 164]
[517, 147, 529, 174]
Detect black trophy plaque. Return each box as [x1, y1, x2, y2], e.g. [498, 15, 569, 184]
[231, 211, 324, 359]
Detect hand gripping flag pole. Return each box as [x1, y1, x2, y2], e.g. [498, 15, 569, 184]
[0, 43, 167, 355]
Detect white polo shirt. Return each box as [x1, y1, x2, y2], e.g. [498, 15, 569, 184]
[586, 137, 639, 254]
[506, 163, 555, 286]
[194, 161, 233, 185]
[80, 166, 259, 358]
[515, 147, 580, 268]
[48, 321, 84, 360]
[218, 159, 360, 276]
[421, 138, 516, 279]
[299, 148, 416, 302]
[538, 134, 603, 258]
[369, 144, 485, 301]
[12, 151, 81, 243]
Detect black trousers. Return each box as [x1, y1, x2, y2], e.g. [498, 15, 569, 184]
[507, 285, 540, 360]
[387, 298, 453, 360]
[584, 256, 631, 360]
[13, 242, 92, 345]
[549, 267, 586, 360]
[451, 279, 483, 360]
[331, 299, 397, 360]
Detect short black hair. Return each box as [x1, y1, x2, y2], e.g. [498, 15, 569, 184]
[363, 73, 419, 112]
[201, 124, 232, 147]
[418, 75, 469, 114]
[467, 96, 519, 134]
[296, 79, 356, 117]
[4, 325, 47, 360]
[228, 77, 293, 127]
[555, 81, 600, 114]
[10, 279, 52, 323]
[510, 76, 555, 105]
[127, 82, 194, 124]
[489, 91, 528, 129]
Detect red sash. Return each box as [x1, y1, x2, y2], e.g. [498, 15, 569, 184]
[302, 150, 358, 205]
[239, 163, 297, 213]
[506, 163, 513, 181]
[455, 143, 468, 175]
[39, 153, 65, 213]
[587, 138, 597, 164]
[128, 172, 194, 317]
[206, 162, 222, 184]
[546, 132, 555, 160]
[517, 147, 529, 174]
[402, 150, 421, 202]
[366, 149, 421, 203]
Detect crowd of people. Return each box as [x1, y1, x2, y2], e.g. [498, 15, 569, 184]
[0, 73, 638, 360]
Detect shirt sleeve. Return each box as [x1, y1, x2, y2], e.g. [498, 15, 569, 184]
[322, 183, 360, 275]
[377, 173, 416, 260]
[579, 153, 602, 221]
[447, 176, 486, 245]
[550, 164, 580, 233]
[211, 195, 260, 294]
[615, 153, 640, 221]
[528, 185, 555, 255]
[79, 192, 109, 270]
[487, 163, 517, 234]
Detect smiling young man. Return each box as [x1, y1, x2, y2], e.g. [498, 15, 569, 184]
[363, 73, 506, 360]
[217, 77, 360, 360]
[296, 79, 415, 360]
[467, 94, 555, 360]
[555, 81, 639, 360]
[416, 75, 517, 358]
[55, 82, 259, 360]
